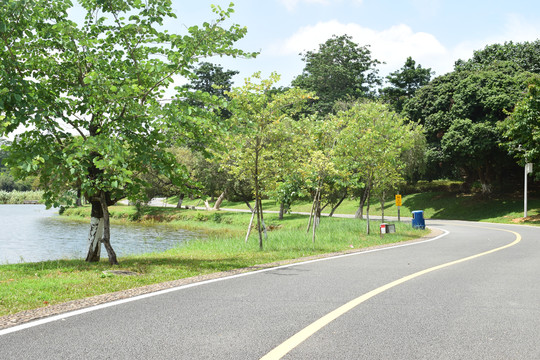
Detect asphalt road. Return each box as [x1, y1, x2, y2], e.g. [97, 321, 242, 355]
[1, 220, 539, 359]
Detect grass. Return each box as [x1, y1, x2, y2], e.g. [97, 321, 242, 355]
[0, 209, 427, 317]
[2, 188, 538, 318]
[168, 191, 540, 225]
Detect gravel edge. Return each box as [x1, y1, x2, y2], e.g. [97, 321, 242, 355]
[0, 228, 442, 330]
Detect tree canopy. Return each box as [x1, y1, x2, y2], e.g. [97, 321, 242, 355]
[0, 0, 254, 263]
[403, 60, 533, 190]
[499, 75, 540, 174]
[381, 57, 433, 113]
[292, 34, 381, 115]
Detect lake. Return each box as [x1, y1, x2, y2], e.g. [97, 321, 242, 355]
[0, 204, 201, 264]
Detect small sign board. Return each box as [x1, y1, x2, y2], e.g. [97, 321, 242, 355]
[395, 194, 402, 207]
[526, 163, 533, 174]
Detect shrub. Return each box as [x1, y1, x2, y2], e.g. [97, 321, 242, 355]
[0, 190, 44, 204]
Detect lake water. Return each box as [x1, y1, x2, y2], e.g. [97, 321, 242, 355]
[0, 204, 202, 264]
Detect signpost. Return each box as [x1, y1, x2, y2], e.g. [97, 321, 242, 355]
[395, 194, 402, 222]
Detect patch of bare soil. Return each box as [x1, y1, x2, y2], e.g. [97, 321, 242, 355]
[511, 214, 540, 223]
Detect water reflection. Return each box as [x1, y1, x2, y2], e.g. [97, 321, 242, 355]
[0, 205, 201, 264]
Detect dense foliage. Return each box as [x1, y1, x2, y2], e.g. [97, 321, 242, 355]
[292, 34, 381, 115]
[0, 0, 253, 263]
[1, 0, 538, 262]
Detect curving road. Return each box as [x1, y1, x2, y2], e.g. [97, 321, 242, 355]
[1, 220, 539, 359]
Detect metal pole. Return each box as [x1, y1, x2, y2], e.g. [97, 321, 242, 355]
[524, 164, 528, 218]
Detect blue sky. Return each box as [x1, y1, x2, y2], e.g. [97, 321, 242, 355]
[70, 0, 540, 89]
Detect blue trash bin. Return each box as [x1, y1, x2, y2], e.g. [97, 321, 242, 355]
[411, 210, 425, 229]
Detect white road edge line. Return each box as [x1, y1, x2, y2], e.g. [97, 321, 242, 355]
[0, 228, 449, 336]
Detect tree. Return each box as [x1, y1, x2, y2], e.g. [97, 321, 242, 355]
[187, 62, 239, 100]
[380, 57, 433, 113]
[441, 119, 501, 193]
[292, 34, 381, 115]
[221, 73, 312, 249]
[499, 75, 540, 174]
[0, 0, 253, 264]
[0, 138, 9, 169]
[455, 40, 540, 74]
[181, 62, 240, 207]
[403, 60, 532, 190]
[334, 101, 423, 231]
[184, 62, 239, 122]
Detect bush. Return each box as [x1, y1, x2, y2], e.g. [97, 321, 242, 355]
[0, 190, 44, 204]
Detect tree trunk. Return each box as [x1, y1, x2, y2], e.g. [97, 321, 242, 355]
[279, 202, 285, 220]
[213, 191, 226, 210]
[244, 200, 254, 212]
[100, 191, 118, 265]
[306, 194, 316, 233]
[76, 188, 82, 207]
[355, 188, 369, 219]
[307, 186, 320, 233]
[256, 196, 263, 249]
[254, 146, 264, 250]
[312, 186, 322, 243]
[176, 193, 185, 209]
[478, 166, 492, 195]
[328, 194, 346, 217]
[366, 191, 371, 235]
[85, 200, 103, 262]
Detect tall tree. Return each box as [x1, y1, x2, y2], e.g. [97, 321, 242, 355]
[334, 101, 423, 229]
[0, 0, 253, 264]
[455, 40, 540, 74]
[221, 73, 312, 249]
[499, 75, 540, 174]
[381, 57, 433, 113]
[403, 60, 532, 190]
[175, 62, 240, 206]
[292, 34, 381, 115]
[187, 62, 239, 99]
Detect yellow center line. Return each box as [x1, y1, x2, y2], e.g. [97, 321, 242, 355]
[260, 226, 521, 360]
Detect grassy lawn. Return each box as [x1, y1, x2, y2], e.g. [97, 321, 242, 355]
[0, 208, 427, 316]
[167, 191, 540, 224]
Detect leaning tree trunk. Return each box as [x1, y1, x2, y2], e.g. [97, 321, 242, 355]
[85, 200, 104, 262]
[99, 191, 118, 265]
[213, 190, 226, 210]
[328, 194, 347, 217]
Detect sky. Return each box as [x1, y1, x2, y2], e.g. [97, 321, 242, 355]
[154, 0, 540, 89]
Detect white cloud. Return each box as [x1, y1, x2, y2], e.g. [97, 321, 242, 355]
[273, 20, 450, 77]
